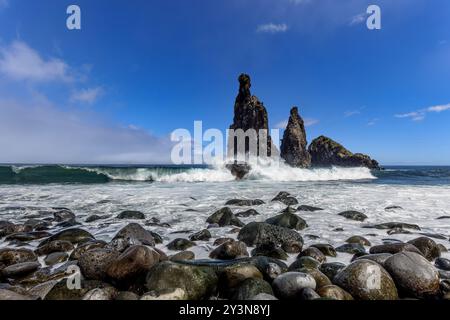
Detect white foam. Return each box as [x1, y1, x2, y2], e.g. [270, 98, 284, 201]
[155, 161, 376, 183]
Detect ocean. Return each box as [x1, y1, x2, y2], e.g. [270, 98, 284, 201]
[1, 163, 449, 264]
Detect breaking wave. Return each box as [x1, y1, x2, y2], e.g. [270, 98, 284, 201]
[0, 162, 376, 184]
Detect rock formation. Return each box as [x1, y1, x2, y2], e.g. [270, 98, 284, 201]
[280, 107, 311, 168]
[308, 136, 380, 169]
[228, 74, 277, 159]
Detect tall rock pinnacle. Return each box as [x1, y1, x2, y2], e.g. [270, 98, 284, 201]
[280, 107, 311, 168]
[228, 74, 276, 158]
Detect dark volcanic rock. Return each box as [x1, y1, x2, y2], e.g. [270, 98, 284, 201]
[238, 222, 303, 247]
[106, 245, 161, 283]
[354, 253, 393, 266]
[0, 248, 38, 267]
[167, 238, 196, 251]
[335, 243, 366, 255]
[334, 259, 398, 300]
[117, 210, 145, 220]
[170, 251, 195, 262]
[272, 272, 316, 299]
[297, 205, 324, 212]
[298, 247, 327, 264]
[338, 210, 368, 222]
[346, 235, 371, 246]
[44, 252, 69, 266]
[189, 229, 211, 241]
[210, 240, 249, 260]
[384, 252, 440, 299]
[44, 279, 113, 300]
[308, 136, 380, 169]
[281, 240, 304, 254]
[225, 199, 265, 207]
[407, 237, 441, 261]
[53, 209, 76, 222]
[299, 267, 332, 289]
[78, 248, 120, 280]
[265, 211, 308, 231]
[233, 278, 273, 300]
[206, 207, 244, 227]
[109, 223, 155, 251]
[369, 243, 423, 256]
[435, 258, 450, 271]
[251, 243, 288, 260]
[145, 262, 218, 300]
[271, 192, 299, 206]
[280, 107, 311, 168]
[225, 162, 251, 180]
[236, 209, 260, 218]
[228, 74, 277, 158]
[0, 288, 34, 300]
[364, 222, 421, 231]
[39, 228, 95, 246]
[317, 285, 353, 300]
[319, 262, 346, 280]
[310, 244, 337, 257]
[69, 240, 107, 261]
[1, 261, 40, 278]
[289, 256, 321, 271]
[35, 240, 74, 256]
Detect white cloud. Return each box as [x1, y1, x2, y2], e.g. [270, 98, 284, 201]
[289, 0, 311, 4]
[275, 117, 318, 129]
[427, 104, 450, 113]
[0, 41, 71, 82]
[367, 118, 379, 126]
[70, 87, 104, 104]
[0, 0, 8, 9]
[349, 12, 367, 26]
[304, 118, 319, 127]
[275, 120, 289, 129]
[0, 98, 174, 164]
[257, 23, 288, 34]
[395, 103, 450, 121]
[344, 110, 361, 117]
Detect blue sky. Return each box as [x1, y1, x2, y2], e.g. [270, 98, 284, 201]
[0, 0, 449, 164]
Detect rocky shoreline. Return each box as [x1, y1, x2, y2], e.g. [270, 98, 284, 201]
[1, 191, 449, 301]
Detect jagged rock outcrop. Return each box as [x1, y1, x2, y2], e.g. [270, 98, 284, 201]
[225, 162, 251, 180]
[308, 136, 380, 169]
[228, 74, 277, 158]
[280, 107, 311, 168]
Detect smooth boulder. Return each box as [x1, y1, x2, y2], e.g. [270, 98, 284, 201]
[384, 252, 440, 299]
[333, 259, 398, 300]
[238, 222, 303, 247]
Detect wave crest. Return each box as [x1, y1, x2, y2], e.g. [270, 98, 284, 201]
[0, 163, 376, 184]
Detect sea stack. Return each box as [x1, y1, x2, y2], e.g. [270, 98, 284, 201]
[280, 107, 311, 168]
[308, 136, 380, 169]
[228, 74, 277, 158]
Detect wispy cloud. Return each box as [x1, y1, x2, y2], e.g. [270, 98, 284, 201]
[395, 103, 450, 121]
[275, 117, 318, 129]
[344, 110, 361, 117]
[0, 0, 8, 9]
[288, 0, 311, 4]
[367, 118, 379, 126]
[304, 118, 319, 127]
[275, 120, 289, 129]
[70, 87, 104, 105]
[349, 12, 367, 26]
[0, 97, 173, 164]
[0, 41, 72, 82]
[257, 23, 288, 34]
